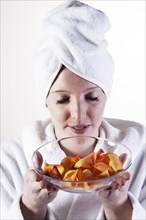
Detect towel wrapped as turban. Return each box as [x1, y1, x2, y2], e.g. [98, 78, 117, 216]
[33, 0, 114, 106]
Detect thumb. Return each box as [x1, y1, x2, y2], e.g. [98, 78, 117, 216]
[34, 151, 43, 169]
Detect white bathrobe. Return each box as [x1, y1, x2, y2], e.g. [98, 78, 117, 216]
[1, 118, 146, 219]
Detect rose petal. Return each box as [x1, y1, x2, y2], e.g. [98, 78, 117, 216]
[94, 162, 112, 172]
[63, 169, 78, 181]
[48, 166, 63, 179]
[99, 170, 110, 178]
[56, 165, 64, 175]
[108, 153, 123, 172]
[44, 162, 54, 173]
[43, 149, 124, 183]
[82, 169, 93, 180]
[75, 149, 103, 169]
[61, 156, 77, 172]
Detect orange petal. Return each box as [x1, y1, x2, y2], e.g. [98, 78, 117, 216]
[93, 149, 104, 162]
[82, 169, 93, 180]
[44, 162, 54, 173]
[74, 154, 82, 161]
[97, 153, 110, 164]
[61, 156, 77, 172]
[76, 168, 83, 181]
[44, 162, 64, 175]
[90, 167, 101, 179]
[48, 166, 63, 179]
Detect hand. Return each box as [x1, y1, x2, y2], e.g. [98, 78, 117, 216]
[21, 152, 58, 220]
[99, 172, 131, 206]
[99, 153, 130, 207]
[99, 172, 132, 219]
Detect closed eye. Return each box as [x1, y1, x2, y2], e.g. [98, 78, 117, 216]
[85, 96, 99, 102]
[56, 97, 70, 104]
[56, 95, 99, 104]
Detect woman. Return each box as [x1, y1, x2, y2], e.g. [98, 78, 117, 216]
[1, 0, 145, 219]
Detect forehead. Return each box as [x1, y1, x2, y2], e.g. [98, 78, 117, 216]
[50, 67, 99, 92]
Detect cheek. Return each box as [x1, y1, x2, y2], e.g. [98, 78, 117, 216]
[48, 106, 68, 124]
[89, 102, 106, 122]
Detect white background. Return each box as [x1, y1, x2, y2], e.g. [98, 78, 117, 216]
[1, 0, 145, 141]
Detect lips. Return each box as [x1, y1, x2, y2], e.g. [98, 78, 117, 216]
[68, 125, 90, 134]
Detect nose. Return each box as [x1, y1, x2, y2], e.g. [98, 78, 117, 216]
[70, 100, 86, 122]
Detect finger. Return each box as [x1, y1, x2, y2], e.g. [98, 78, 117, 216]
[115, 175, 125, 187]
[114, 172, 131, 188]
[41, 187, 58, 201]
[111, 181, 119, 190]
[36, 179, 56, 192]
[119, 153, 127, 164]
[99, 185, 112, 199]
[38, 179, 48, 189]
[48, 187, 58, 197]
[34, 151, 43, 169]
[25, 169, 42, 182]
[123, 172, 131, 180]
[47, 182, 57, 191]
[31, 179, 49, 193]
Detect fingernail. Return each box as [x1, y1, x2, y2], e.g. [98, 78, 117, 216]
[123, 173, 130, 180]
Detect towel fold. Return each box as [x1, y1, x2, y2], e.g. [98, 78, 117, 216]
[33, 0, 114, 106]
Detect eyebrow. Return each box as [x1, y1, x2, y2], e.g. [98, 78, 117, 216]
[50, 86, 99, 94]
[84, 86, 99, 92]
[50, 90, 71, 94]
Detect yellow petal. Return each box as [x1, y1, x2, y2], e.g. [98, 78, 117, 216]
[108, 153, 123, 172]
[74, 149, 104, 169]
[94, 162, 111, 172]
[56, 165, 64, 175]
[99, 170, 110, 178]
[74, 152, 94, 169]
[63, 169, 78, 181]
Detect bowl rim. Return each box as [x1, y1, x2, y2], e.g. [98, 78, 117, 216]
[32, 136, 132, 184]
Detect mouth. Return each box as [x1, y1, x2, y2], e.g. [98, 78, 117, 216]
[67, 125, 91, 134]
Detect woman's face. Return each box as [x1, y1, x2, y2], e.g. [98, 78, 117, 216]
[46, 68, 107, 142]
[46, 68, 106, 138]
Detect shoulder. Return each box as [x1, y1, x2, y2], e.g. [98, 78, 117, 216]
[21, 118, 52, 146]
[22, 119, 51, 137]
[102, 118, 145, 156]
[106, 118, 144, 134]
[1, 119, 51, 164]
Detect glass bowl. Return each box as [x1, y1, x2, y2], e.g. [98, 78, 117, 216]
[32, 136, 132, 193]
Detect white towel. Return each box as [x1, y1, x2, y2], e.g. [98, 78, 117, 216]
[33, 0, 114, 106]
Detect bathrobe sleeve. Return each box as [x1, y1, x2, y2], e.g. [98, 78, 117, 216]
[0, 138, 58, 220]
[1, 139, 27, 219]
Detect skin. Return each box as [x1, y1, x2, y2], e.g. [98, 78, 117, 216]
[21, 152, 58, 220]
[21, 67, 132, 220]
[46, 68, 107, 157]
